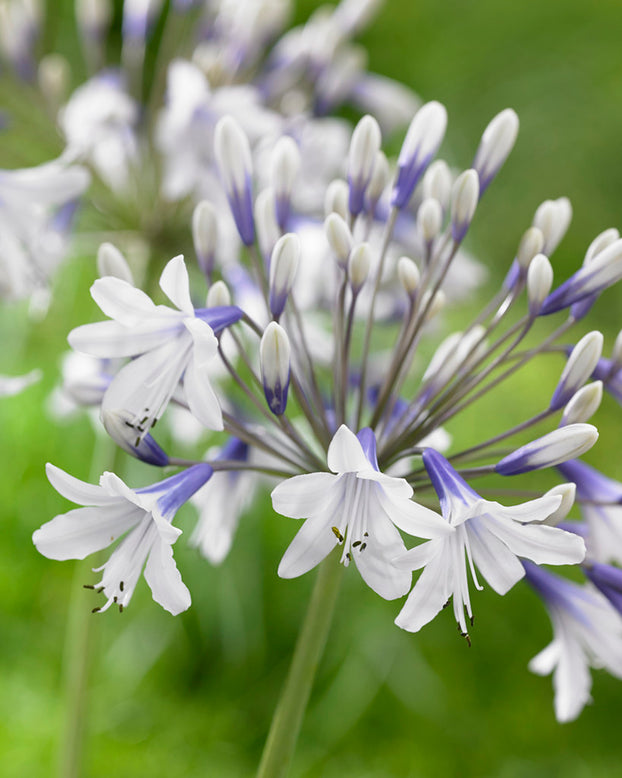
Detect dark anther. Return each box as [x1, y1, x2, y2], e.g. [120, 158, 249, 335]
[359, 542, 367, 551]
[83, 584, 95, 590]
[120, 581, 124, 592]
[119, 604, 124, 613]
[91, 606, 101, 614]
[352, 540, 361, 548]
[363, 531, 369, 537]
[346, 552, 352, 562]
[331, 526, 344, 543]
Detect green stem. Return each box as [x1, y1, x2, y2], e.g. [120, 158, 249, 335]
[256, 556, 344, 778]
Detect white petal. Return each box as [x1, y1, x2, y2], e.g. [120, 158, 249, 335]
[69, 318, 182, 358]
[394, 540, 437, 571]
[529, 640, 561, 676]
[553, 633, 592, 722]
[354, 510, 410, 599]
[378, 485, 451, 540]
[487, 515, 586, 566]
[467, 523, 525, 595]
[144, 536, 191, 615]
[91, 276, 158, 325]
[0, 369, 41, 396]
[183, 356, 224, 431]
[327, 424, 371, 473]
[159, 255, 193, 315]
[278, 514, 338, 578]
[33, 504, 143, 560]
[46, 463, 117, 506]
[394, 546, 449, 632]
[271, 473, 337, 518]
[183, 316, 218, 366]
[484, 494, 562, 524]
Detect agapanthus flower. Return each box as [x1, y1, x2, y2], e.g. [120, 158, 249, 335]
[395, 450, 585, 638]
[524, 560, 622, 722]
[34, 462, 213, 614]
[68, 255, 243, 448]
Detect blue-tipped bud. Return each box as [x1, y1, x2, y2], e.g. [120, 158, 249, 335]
[472, 109, 519, 194]
[532, 197, 572, 256]
[348, 114, 382, 216]
[255, 188, 280, 262]
[450, 170, 479, 242]
[271, 136, 300, 230]
[348, 242, 371, 293]
[269, 234, 300, 319]
[550, 331, 603, 410]
[570, 228, 620, 320]
[391, 101, 447, 210]
[97, 242, 134, 284]
[496, 424, 599, 476]
[540, 238, 622, 316]
[102, 409, 169, 466]
[527, 253, 553, 316]
[192, 201, 218, 280]
[560, 381, 603, 426]
[260, 322, 291, 415]
[214, 116, 255, 245]
[324, 179, 349, 220]
[325, 213, 353, 268]
[206, 280, 231, 308]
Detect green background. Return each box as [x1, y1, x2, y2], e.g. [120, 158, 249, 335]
[2, 0, 622, 775]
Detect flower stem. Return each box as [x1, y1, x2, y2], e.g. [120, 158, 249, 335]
[256, 556, 344, 778]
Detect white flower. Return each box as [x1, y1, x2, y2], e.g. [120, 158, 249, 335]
[524, 561, 622, 722]
[395, 449, 586, 637]
[33, 462, 213, 614]
[271, 425, 451, 600]
[68, 255, 242, 447]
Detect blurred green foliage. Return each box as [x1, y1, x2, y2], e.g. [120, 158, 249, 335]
[2, 0, 622, 776]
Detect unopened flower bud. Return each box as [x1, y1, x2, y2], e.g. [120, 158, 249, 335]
[496, 424, 599, 476]
[324, 179, 349, 220]
[325, 213, 353, 268]
[391, 101, 447, 209]
[527, 253, 553, 315]
[397, 256, 420, 298]
[102, 409, 169, 466]
[260, 322, 291, 415]
[417, 197, 443, 243]
[472, 108, 519, 193]
[38, 54, 70, 107]
[561, 381, 603, 426]
[450, 169, 479, 242]
[255, 188, 280, 260]
[271, 135, 300, 230]
[550, 331, 603, 410]
[348, 114, 381, 215]
[541, 239, 622, 315]
[532, 197, 572, 255]
[538, 483, 576, 526]
[214, 116, 254, 245]
[76, 0, 112, 37]
[269, 234, 300, 319]
[517, 227, 544, 270]
[348, 242, 372, 292]
[207, 280, 231, 308]
[97, 242, 134, 284]
[192, 200, 218, 279]
[584, 228, 620, 264]
[421, 288, 446, 321]
[422, 159, 452, 211]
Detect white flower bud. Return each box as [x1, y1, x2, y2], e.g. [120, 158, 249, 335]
[324, 213, 353, 267]
[584, 227, 620, 264]
[421, 289, 446, 322]
[367, 150, 389, 205]
[207, 280, 231, 308]
[397, 256, 420, 298]
[472, 108, 519, 191]
[269, 234, 300, 319]
[423, 160, 452, 210]
[517, 226, 545, 270]
[550, 331, 604, 410]
[417, 197, 443, 243]
[271, 136, 300, 229]
[260, 321, 291, 415]
[255, 188, 280, 260]
[324, 179, 349, 220]
[348, 114, 381, 215]
[496, 424, 599, 475]
[76, 0, 112, 33]
[527, 253, 553, 315]
[97, 242, 134, 284]
[450, 169, 479, 242]
[214, 116, 252, 196]
[348, 242, 372, 292]
[539, 483, 576, 526]
[532, 197, 572, 255]
[38, 54, 70, 106]
[561, 381, 603, 426]
[192, 200, 218, 277]
[611, 329, 622, 370]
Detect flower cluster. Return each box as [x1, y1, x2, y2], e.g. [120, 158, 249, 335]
[9, 0, 622, 725]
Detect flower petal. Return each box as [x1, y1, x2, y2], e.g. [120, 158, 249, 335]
[271, 472, 337, 518]
[46, 463, 117, 506]
[91, 276, 158, 325]
[278, 514, 338, 578]
[487, 515, 586, 566]
[144, 536, 191, 615]
[353, 510, 410, 599]
[394, 545, 449, 633]
[183, 355, 224, 430]
[467, 522, 526, 595]
[326, 424, 371, 474]
[69, 318, 182, 358]
[159, 255, 194, 315]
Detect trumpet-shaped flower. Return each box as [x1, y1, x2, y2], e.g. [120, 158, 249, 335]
[272, 425, 451, 600]
[68, 255, 243, 448]
[524, 560, 622, 722]
[395, 450, 585, 637]
[33, 462, 213, 614]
